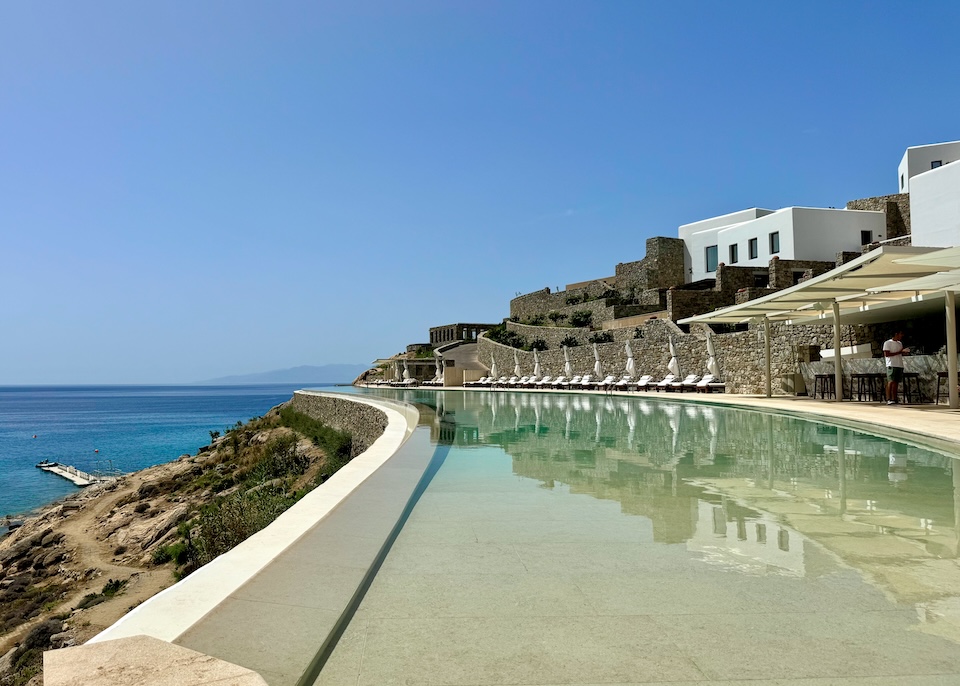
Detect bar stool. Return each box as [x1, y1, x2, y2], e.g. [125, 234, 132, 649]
[900, 372, 924, 404]
[852, 373, 884, 401]
[936, 371, 959, 404]
[814, 374, 836, 399]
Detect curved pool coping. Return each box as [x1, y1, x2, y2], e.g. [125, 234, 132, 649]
[89, 392, 420, 645]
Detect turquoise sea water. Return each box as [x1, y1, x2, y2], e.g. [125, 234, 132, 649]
[0, 384, 324, 518]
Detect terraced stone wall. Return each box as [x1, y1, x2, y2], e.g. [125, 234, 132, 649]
[290, 392, 388, 456]
[477, 317, 879, 395]
[505, 321, 591, 349]
[846, 194, 911, 240]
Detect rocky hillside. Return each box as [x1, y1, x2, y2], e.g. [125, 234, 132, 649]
[0, 403, 353, 686]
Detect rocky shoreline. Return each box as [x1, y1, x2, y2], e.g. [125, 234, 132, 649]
[0, 402, 353, 686]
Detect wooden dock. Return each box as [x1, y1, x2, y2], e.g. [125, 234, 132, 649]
[35, 461, 114, 487]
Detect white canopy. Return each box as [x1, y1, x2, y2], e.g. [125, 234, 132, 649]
[678, 246, 951, 403]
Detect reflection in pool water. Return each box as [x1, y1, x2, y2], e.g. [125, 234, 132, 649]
[325, 387, 960, 683]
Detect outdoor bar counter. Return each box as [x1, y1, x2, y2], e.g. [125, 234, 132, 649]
[800, 354, 959, 403]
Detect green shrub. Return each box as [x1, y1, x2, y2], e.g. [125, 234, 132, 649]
[278, 408, 353, 461]
[485, 324, 527, 350]
[569, 310, 593, 328]
[559, 335, 580, 348]
[588, 332, 614, 344]
[547, 311, 567, 324]
[527, 338, 548, 351]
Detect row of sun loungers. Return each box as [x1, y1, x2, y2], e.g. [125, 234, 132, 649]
[463, 373, 725, 393]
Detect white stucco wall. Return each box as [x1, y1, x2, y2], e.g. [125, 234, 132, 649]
[681, 207, 884, 283]
[898, 141, 960, 193]
[910, 161, 960, 248]
[679, 208, 774, 281]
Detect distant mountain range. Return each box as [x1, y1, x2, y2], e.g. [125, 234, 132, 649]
[197, 364, 370, 385]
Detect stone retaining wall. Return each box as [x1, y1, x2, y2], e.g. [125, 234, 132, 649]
[505, 321, 591, 349]
[478, 317, 879, 395]
[847, 193, 911, 240]
[290, 392, 388, 456]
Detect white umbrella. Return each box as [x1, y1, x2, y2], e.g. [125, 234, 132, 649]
[533, 349, 542, 377]
[434, 354, 443, 383]
[490, 354, 499, 379]
[593, 343, 602, 376]
[394, 361, 401, 381]
[513, 349, 521, 378]
[668, 337, 681, 377]
[625, 340, 636, 377]
[402, 358, 411, 380]
[706, 333, 720, 378]
[563, 346, 573, 377]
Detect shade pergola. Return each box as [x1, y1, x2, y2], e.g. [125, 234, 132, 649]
[678, 246, 954, 404]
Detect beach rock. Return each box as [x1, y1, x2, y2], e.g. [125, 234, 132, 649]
[0, 646, 16, 674]
[117, 504, 188, 551]
[40, 551, 65, 568]
[40, 531, 64, 547]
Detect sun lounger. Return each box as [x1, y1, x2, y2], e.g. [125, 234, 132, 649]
[654, 374, 676, 391]
[597, 375, 617, 391]
[534, 375, 553, 389]
[634, 375, 654, 391]
[550, 376, 568, 389]
[523, 375, 540, 388]
[672, 374, 701, 392]
[695, 374, 726, 393]
[614, 375, 634, 391]
[562, 375, 582, 389]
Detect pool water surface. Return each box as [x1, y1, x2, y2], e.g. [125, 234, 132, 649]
[317, 389, 960, 685]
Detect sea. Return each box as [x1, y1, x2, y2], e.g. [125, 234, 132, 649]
[0, 384, 334, 522]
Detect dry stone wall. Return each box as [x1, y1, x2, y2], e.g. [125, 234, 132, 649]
[290, 392, 387, 457]
[505, 321, 591, 349]
[846, 194, 910, 240]
[615, 237, 686, 293]
[510, 281, 611, 321]
[478, 317, 879, 395]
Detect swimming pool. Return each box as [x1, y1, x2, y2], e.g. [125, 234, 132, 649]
[318, 388, 960, 684]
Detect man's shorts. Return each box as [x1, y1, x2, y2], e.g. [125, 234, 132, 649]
[887, 367, 904, 383]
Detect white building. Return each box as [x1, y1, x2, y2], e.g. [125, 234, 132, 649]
[679, 207, 885, 283]
[897, 140, 960, 193]
[902, 141, 960, 247]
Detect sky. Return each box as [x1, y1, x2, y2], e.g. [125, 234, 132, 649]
[2, 1, 959, 384]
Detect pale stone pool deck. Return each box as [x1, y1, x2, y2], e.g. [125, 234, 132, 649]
[46, 389, 960, 685]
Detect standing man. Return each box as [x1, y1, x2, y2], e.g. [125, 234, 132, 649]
[883, 331, 910, 405]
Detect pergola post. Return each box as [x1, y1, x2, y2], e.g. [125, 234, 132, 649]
[947, 290, 958, 409]
[832, 300, 843, 402]
[763, 318, 772, 398]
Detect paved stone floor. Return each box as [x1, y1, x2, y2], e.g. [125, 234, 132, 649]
[316, 390, 960, 685]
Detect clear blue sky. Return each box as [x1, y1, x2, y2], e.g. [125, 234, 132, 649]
[2, 1, 958, 384]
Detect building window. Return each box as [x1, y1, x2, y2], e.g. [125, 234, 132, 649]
[729, 244, 739, 264]
[705, 245, 718, 273]
[748, 237, 758, 260]
[769, 231, 780, 254]
[932, 160, 943, 169]
[900, 173, 905, 190]
[861, 230, 873, 245]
